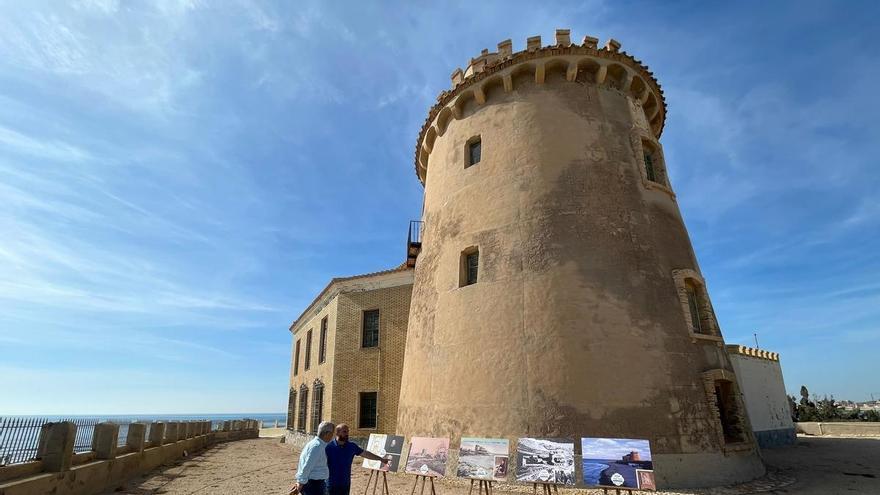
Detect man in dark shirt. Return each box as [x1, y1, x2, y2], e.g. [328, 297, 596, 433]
[325, 423, 388, 495]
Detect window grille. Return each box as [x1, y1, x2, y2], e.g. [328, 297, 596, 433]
[297, 385, 309, 433]
[686, 285, 703, 334]
[644, 151, 657, 182]
[467, 138, 481, 167]
[358, 392, 378, 429]
[466, 251, 479, 285]
[319, 317, 328, 364]
[287, 389, 297, 429]
[305, 330, 312, 370]
[362, 310, 380, 348]
[310, 381, 324, 434]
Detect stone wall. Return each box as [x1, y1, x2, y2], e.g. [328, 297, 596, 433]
[797, 422, 880, 437]
[289, 296, 339, 432]
[727, 345, 796, 448]
[332, 283, 412, 437]
[0, 420, 258, 495]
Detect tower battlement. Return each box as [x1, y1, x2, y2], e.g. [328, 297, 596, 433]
[414, 29, 667, 184]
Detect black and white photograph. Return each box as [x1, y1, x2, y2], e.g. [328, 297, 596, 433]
[457, 437, 509, 480]
[515, 438, 575, 485]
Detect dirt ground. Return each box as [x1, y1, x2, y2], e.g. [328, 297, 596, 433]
[109, 435, 879, 495]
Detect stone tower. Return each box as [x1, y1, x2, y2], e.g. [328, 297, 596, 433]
[396, 30, 765, 488]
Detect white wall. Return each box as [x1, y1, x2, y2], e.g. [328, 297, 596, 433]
[729, 354, 794, 432]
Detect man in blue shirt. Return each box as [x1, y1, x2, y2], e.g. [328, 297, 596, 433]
[326, 423, 389, 495]
[291, 421, 336, 495]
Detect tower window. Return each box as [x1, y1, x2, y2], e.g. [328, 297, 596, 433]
[466, 136, 481, 168]
[358, 392, 378, 429]
[319, 316, 328, 364]
[672, 269, 722, 342]
[641, 140, 667, 186]
[362, 309, 380, 348]
[304, 329, 312, 370]
[460, 247, 479, 286]
[685, 281, 705, 334]
[714, 379, 747, 443]
[644, 151, 656, 182]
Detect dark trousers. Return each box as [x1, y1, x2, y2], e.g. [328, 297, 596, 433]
[328, 485, 351, 495]
[303, 479, 326, 495]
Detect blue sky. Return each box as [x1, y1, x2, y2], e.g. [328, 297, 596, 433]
[0, 1, 877, 414]
[582, 438, 652, 461]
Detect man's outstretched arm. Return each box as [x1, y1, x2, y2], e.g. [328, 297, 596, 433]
[361, 450, 389, 464]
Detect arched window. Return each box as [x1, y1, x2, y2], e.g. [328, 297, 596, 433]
[310, 380, 324, 435]
[286, 388, 297, 429]
[641, 139, 667, 187]
[685, 279, 706, 334]
[672, 269, 723, 343]
[297, 384, 309, 433]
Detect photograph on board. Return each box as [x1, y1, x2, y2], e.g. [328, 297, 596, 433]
[405, 437, 450, 477]
[515, 438, 575, 485]
[581, 438, 655, 490]
[457, 437, 509, 480]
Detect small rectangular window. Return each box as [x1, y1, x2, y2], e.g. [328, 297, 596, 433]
[644, 152, 656, 182]
[686, 287, 703, 334]
[304, 330, 312, 370]
[362, 310, 380, 348]
[467, 138, 481, 168]
[358, 392, 378, 429]
[319, 317, 328, 364]
[461, 250, 479, 286]
[293, 339, 301, 376]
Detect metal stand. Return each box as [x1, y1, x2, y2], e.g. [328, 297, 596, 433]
[468, 479, 494, 495]
[364, 470, 390, 495]
[600, 488, 634, 494]
[409, 475, 437, 495]
[531, 483, 558, 495]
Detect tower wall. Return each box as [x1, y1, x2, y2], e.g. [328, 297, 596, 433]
[397, 32, 765, 488]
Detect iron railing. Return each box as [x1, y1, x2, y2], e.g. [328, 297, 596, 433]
[408, 220, 423, 246]
[0, 417, 47, 466]
[0, 416, 243, 465]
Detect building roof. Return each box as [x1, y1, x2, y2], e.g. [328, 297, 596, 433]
[288, 263, 413, 334]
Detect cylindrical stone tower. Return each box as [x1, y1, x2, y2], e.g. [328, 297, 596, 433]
[397, 30, 764, 488]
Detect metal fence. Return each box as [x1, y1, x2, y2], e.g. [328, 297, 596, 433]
[0, 417, 47, 466]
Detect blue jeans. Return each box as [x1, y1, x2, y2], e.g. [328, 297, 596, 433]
[302, 479, 326, 495]
[328, 484, 351, 495]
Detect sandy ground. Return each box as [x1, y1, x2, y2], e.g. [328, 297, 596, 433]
[108, 435, 879, 495]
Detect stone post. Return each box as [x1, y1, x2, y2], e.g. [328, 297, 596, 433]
[149, 422, 166, 446]
[164, 422, 178, 443]
[36, 421, 75, 472]
[176, 422, 187, 441]
[92, 422, 119, 460]
[127, 423, 147, 453]
[222, 421, 231, 432]
[184, 422, 193, 439]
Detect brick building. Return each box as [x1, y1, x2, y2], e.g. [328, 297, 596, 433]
[286, 264, 413, 438]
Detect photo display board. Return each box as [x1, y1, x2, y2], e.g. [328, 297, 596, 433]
[457, 437, 510, 481]
[581, 438, 655, 490]
[515, 438, 575, 485]
[405, 436, 450, 477]
[362, 434, 405, 472]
